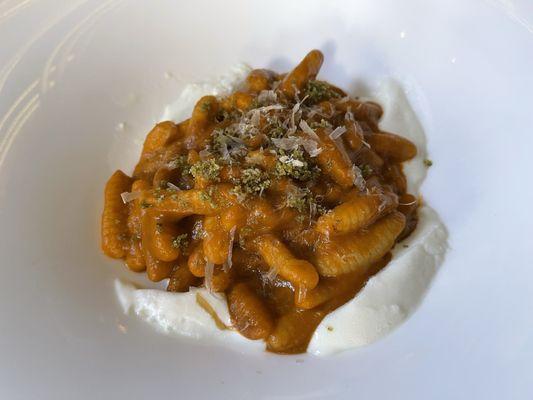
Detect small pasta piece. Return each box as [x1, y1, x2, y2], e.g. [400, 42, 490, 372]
[125, 239, 145, 272]
[147, 185, 234, 217]
[140, 211, 173, 281]
[367, 132, 417, 162]
[203, 216, 230, 265]
[133, 141, 183, 181]
[314, 212, 406, 276]
[295, 273, 365, 309]
[167, 261, 199, 292]
[314, 128, 354, 188]
[295, 253, 393, 309]
[188, 244, 207, 277]
[246, 69, 276, 92]
[397, 193, 419, 240]
[219, 204, 247, 232]
[343, 121, 363, 150]
[267, 291, 355, 354]
[279, 49, 324, 98]
[266, 306, 326, 354]
[315, 193, 398, 236]
[144, 250, 173, 282]
[231, 92, 255, 111]
[231, 248, 270, 278]
[186, 96, 219, 149]
[398, 193, 418, 216]
[335, 99, 383, 131]
[101, 170, 132, 258]
[228, 282, 274, 340]
[245, 198, 280, 233]
[208, 266, 233, 292]
[353, 147, 384, 170]
[151, 218, 182, 262]
[310, 181, 344, 205]
[125, 179, 151, 271]
[254, 234, 319, 289]
[382, 164, 407, 194]
[140, 121, 179, 158]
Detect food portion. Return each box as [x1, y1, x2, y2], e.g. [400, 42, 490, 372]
[102, 50, 430, 354]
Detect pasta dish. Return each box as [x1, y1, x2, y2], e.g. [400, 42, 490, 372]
[102, 50, 421, 354]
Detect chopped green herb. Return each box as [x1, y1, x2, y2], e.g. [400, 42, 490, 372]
[200, 101, 212, 112]
[167, 155, 189, 172]
[285, 187, 327, 216]
[158, 180, 168, 189]
[239, 167, 271, 195]
[190, 159, 221, 182]
[360, 164, 373, 178]
[140, 200, 152, 209]
[153, 189, 165, 201]
[423, 159, 433, 167]
[286, 191, 308, 213]
[309, 119, 332, 129]
[172, 233, 189, 249]
[305, 80, 341, 104]
[199, 190, 217, 208]
[155, 222, 163, 233]
[274, 148, 319, 181]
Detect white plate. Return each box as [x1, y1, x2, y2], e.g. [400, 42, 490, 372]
[1, 0, 532, 398]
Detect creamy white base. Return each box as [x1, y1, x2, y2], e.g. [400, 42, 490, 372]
[115, 65, 448, 356]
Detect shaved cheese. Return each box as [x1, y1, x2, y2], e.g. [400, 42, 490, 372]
[289, 95, 308, 133]
[250, 109, 261, 127]
[345, 109, 355, 122]
[279, 155, 304, 167]
[301, 139, 323, 157]
[257, 90, 277, 104]
[167, 182, 181, 191]
[299, 120, 319, 140]
[333, 137, 351, 164]
[223, 226, 237, 272]
[399, 199, 417, 206]
[120, 191, 142, 204]
[351, 165, 366, 191]
[204, 260, 214, 293]
[259, 104, 284, 112]
[271, 137, 300, 151]
[296, 286, 308, 304]
[199, 147, 211, 160]
[329, 126, 347, 140]
[264, 267, 278, 282]
[307, 109, 318, 118]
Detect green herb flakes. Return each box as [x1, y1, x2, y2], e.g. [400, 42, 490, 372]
[172, 233, 189, 250]
[305, 80, 340, 104]
[190, 159, 221, 182]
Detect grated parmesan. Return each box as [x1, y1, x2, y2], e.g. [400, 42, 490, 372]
[167, 182, 181, 191]
[223, 226, 237, 272]
[329, 126, 347, 140]
[204, 260, 215, 293]
[121, 191, 142, 203]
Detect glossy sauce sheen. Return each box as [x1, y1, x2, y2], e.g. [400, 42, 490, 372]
[101, 50, 419, 354]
